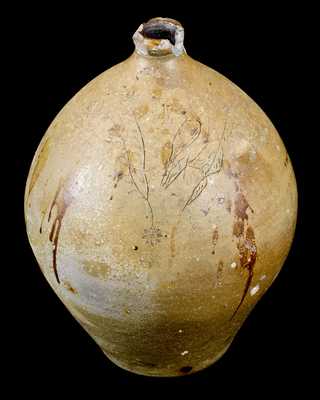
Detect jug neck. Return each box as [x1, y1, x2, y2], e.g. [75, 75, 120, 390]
[133, 17, 185, 58]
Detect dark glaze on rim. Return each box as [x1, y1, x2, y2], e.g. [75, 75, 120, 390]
[141, 18, 181, 46]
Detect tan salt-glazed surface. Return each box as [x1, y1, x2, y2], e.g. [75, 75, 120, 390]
[25, 18, 297, 376]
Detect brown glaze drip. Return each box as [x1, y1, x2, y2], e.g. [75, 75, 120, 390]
[47, 183, 73, 284]
[211, 226, 219, 254]
[226, 165, 257, 319]
[64, 281, 78, 294]
[170, 225, 177, 258]
[234, 191, 254, 221]
[231, 226, 257, 319]
[233, 220, 244, 238]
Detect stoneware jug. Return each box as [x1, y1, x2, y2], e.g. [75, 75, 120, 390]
[25, 17, 297, 376]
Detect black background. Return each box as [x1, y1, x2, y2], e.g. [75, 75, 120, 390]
[12, 4, 312, 396]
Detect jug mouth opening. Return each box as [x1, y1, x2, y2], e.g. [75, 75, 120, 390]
[133, 17, 185, 57]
